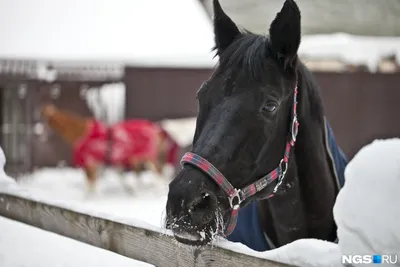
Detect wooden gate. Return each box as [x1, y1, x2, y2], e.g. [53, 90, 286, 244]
[0, 82, 33, 177]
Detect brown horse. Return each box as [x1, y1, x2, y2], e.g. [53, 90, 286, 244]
[41, 104, 178, 194]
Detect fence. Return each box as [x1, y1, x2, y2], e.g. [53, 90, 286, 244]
[0, 190, 290, 267]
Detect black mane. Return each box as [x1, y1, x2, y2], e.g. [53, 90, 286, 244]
[213, 32, 276, 82]
[211, 29, 324, 122]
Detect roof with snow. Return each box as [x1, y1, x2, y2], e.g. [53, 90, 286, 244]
[202, 0, 400, 36]
[0, 0, 217, 68]
[299, 33, 400, 73]
[201, 0, 400, 73]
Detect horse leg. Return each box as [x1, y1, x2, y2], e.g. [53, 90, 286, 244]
[144, 159, 165, 183]
[84, 164, 98, 197]
[154, 131, 170, 176]
[131, 158, 147, 188]
[156, 132, 168, 173]
[115, 164, 125, 177]
[144, 160, 159, 174]
[116, 164, 134, 194]
[131, 160, 143, 177]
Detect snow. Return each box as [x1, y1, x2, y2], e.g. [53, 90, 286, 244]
[8, 167, 174, 232]
[215, 238, 342, 267]
[85, 82, 126, 125]
[299, 33, 400, 72]
[0, 167, 171, 267]
[333, 138, 400, 266]
[0, 0, 217, 68]
[0, 216, 152, 267]
[1, 138, 400, 266]
[0, 165, 343, 267]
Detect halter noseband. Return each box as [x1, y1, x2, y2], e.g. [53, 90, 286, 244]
[180, 83, 299, 236]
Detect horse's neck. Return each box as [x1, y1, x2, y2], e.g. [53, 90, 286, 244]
[294, 70, 337, 223]
[258, 161, 309, 247]
[47, 111, 92, 145]
[288, 99, 337, 239]
[259, 70, 338, 247]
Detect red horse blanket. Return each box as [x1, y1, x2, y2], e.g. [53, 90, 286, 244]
[73, 119, 179, 169]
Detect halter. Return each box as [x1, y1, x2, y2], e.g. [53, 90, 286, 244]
[180, 83, 299, 236]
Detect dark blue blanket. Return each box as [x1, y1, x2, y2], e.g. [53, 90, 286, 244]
[227, 119, 348, 251]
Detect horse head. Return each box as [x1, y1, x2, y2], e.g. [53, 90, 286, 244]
[41, 103, 58, 119]
[165, 0, 304, 246]
[40, 103, 92, 145]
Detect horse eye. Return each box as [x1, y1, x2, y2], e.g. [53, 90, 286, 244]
[262, 102, 277, 112]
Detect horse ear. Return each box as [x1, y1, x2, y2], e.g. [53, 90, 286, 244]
[269, 0, 301, 69]
[212, 0, 241, 56]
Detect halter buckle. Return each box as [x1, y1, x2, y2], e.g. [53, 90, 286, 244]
[228, 189, 243, 210]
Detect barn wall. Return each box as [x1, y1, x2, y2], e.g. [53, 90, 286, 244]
[124, 67, 213, 121]
[0, 80, 36, 176]
[314, 71, 400, 159]
[0, 79, 110, 175]
[125, 69, 400, 160]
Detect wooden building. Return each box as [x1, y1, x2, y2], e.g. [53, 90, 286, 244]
[0, 0, 215, 176]
[0, 60, 123, 176]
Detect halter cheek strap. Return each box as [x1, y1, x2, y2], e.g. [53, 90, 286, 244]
[180, 84, 299, 237]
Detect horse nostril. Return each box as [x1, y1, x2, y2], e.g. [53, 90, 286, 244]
[192, 193, 211, 210]
[188, 192, 217, 224]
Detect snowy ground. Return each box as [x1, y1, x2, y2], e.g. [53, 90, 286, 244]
[0, 166, 342, 267]
[0, 216, 152, 267]
[1, 138, 400, 267]
[0, 167, 171, 267]
[16, 167, 172, 228]
[298, 33, 400, 72]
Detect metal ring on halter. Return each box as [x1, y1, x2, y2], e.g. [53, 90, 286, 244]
[279, 159, 288, 175]
[291, 116, 299, 141]
[228, 189, 243, 209]
[273, 159, 288, 193]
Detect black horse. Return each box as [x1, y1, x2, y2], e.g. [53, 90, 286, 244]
[165, 0, 348, 251]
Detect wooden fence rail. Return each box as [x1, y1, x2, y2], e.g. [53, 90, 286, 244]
[0, 192, 291, 267]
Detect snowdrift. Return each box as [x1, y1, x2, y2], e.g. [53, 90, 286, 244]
[333, 138, 400, 266]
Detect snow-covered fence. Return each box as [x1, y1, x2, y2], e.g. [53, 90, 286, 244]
[0, 192, 289, 267]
